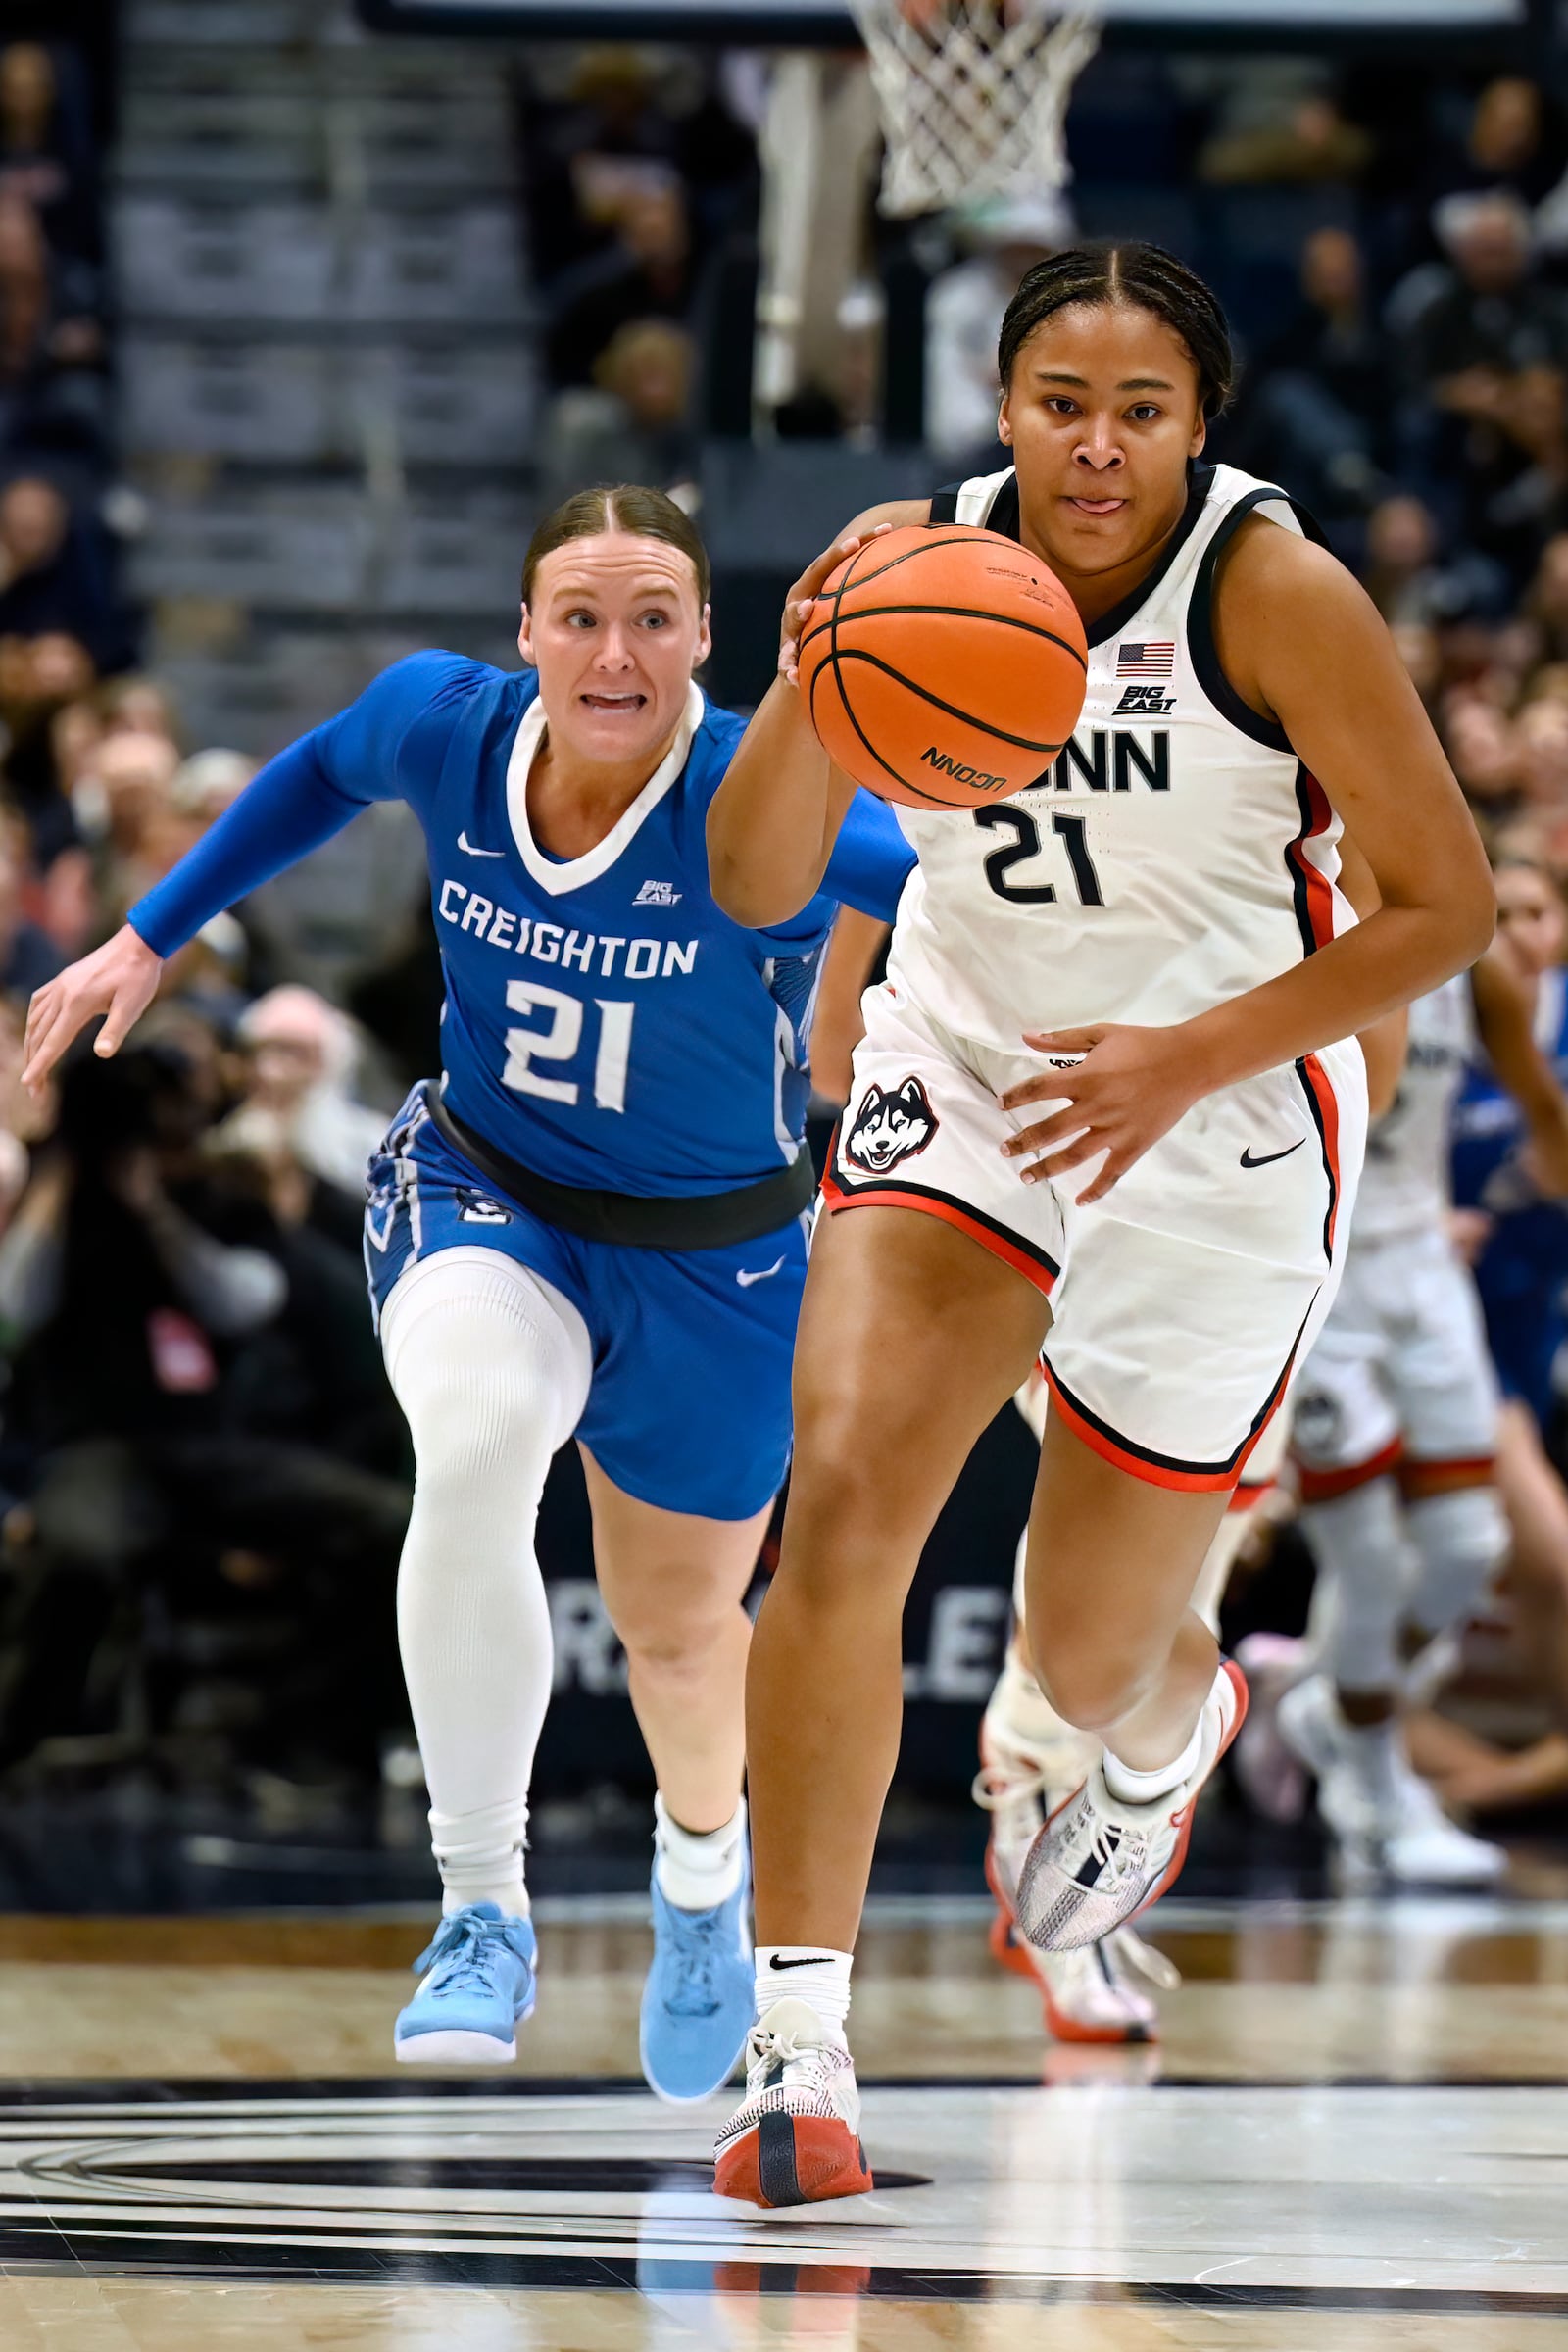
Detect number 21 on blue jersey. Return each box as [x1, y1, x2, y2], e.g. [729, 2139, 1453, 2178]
[503, 982, 635, 1113]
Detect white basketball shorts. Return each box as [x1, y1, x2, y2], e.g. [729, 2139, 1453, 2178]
[1290, 1222, 1499, 1497]
[825, 978, 1367, 1494]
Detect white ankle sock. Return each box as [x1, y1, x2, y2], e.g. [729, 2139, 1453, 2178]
[1102, 1717, 1203, 1807]
[755, 1946, 853, 2040]
[654, 1792, 747, 1911]
[433, 1797, 530, 1919]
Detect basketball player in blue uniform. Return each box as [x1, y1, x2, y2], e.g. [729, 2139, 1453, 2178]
[23, 484, 913, 2100]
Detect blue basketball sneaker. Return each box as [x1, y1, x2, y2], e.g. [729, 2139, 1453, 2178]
[394, 1902, 537, 2065]
[640, 1859, 754, 2103]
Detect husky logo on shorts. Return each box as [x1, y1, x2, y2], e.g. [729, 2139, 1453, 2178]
[457, 1187, 512, 1225]
[1291, 1384, 1343, 1459]
[843, 1077, 938, 1176]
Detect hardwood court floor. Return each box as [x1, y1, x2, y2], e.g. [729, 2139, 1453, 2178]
[0, 1893, 1563, 2348]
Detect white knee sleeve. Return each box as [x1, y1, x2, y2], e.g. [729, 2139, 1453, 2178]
[1302, 1474, 1414, 1696]
[1405, 1486, 1508, 1644]
[381, 1248, 592, 1912]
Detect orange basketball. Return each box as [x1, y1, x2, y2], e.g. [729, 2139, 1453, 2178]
[797, 523, 1088, 810]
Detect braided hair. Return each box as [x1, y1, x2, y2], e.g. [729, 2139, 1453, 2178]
[998, 244, 1235, 420]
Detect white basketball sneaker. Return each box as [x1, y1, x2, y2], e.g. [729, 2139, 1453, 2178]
[712, 1997, 871, 2207]
[1384, 1745, 1507, 1886]
[974, 1711, 1173, 2041]
[1278, 1673, 1506, 1887]
[1276, 1670, 1393, 1883]
[1015, 1660, 1248, 1953]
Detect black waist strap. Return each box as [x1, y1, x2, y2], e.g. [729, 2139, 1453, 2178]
[421, 1084, 815, 1252]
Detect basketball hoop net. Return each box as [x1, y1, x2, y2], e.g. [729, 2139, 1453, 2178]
[848, 0, 1102, 220]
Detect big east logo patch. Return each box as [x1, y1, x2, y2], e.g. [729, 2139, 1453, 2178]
[843, 1076, 939, 1175]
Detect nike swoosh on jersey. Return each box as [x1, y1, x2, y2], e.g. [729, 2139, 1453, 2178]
[736, 1255, 786, 1287]
[457, 831, 506, 858]
[1240, 1139, 1306, 1170]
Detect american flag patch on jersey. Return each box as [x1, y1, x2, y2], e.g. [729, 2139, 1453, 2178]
[1117, 642, 1176, 677]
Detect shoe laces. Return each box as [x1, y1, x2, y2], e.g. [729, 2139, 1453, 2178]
[1108, 1926, 1182, 1992]
[971, 1752, 1052, 1811]
[744, 2016, 845, 2102]
[1083, 1808, 1153, 1896]
[414, 1907, 531, 1992]
[659, 1898, 727, 2018]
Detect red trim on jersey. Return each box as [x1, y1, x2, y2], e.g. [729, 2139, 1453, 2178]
[1298, 1049, 1344, 1255]
[1294, 1435, 1403, 1505]
[820, 1166, 1057, 1298]
[1288, 767, 1337, 953]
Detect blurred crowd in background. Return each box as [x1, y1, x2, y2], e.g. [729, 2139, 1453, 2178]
[6, 24, 1568, 1815]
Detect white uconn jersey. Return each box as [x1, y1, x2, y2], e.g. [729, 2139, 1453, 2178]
[885, 464, 1356, 1052]
[1354, 975, 1476, 1244]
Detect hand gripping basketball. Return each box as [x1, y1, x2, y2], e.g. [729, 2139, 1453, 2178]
[796, 524, 1088, 811]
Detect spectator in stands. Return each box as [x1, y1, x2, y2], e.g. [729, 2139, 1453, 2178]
[1531, 532, 1568, 662]
[1244, 226, 1390, 513]
[70, 727, 179, 916]
[1402, 192, 1567, 411]
[925, 193, 1073, 462]
[517, 48, 755, 287]
[1465, 362, 1568, 591]
[0, 43, 95, 262]
[1391, 619, 1443, 707]
[0, 1041, 409, 1774]
[1446, 694, 1522, 827]
[1197, 81, 1372, 187]
[231, 985, 386, 1198]
[545, 171, 696, 389]
[0, 833, 60, 998]
[0, 190, 104, 459]
[99, 675, 180, 744]
[541, 318, 698, 505]
[0, 475, 114, 662]
[170, 748, 253, 831]
[1445, 76, 1568, 212]
[1361, 493, 1509, 627]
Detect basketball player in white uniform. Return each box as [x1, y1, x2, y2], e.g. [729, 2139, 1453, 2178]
[704, 245, 1494, 2204]
[1253, 948, 1568, 1883]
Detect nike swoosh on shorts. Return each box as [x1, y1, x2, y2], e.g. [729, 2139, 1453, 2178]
[736, 1256, 786, 1287]
[1240, 1139, 1306, 1170]
[458, 831, 506, 858]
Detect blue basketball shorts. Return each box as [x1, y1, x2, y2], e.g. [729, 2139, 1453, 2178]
[362, 1089, 808, 1521]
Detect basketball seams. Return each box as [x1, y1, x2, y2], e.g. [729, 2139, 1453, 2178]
[808, 632, 956, 809]
[799, 601, 1088, 673]
[800, 521, 1087, 806]
[824, 649, 1069, 758]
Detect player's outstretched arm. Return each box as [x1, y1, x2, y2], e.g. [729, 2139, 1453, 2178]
[707, 676, 865, 927]
[23, 923, 163, 1092]
[710, 505, 930, 929]
[1001, 525, 1496, 1202]
[23, 654, 462, 1097]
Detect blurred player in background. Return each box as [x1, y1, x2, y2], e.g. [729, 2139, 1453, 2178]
[706, 244, 1494, 2205]
[22, 484, 912, 2102]
[1243, 906, 1568, 1882]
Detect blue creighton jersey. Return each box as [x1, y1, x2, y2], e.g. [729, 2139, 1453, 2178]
[130, 652, 914, 1197]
